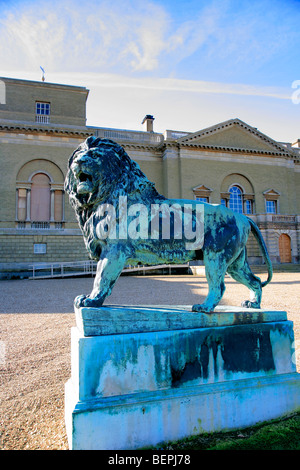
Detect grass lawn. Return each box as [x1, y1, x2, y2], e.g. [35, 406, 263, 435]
[152, 413, 300, 450]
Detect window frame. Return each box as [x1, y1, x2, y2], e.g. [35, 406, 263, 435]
[228, 185, 244, 214]
[195, 196, 209, 203]
[263, 189, 280, 214]
[35, 101, 51, 123]
[265, 199, 277, 214]
[245, 199, 253, 214]
[36, 101, 51, 116]
[193, 184, 212, 204]
[33, 243, 47, 254]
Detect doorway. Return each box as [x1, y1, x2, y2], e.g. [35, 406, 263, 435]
[279, 234, 292, 263]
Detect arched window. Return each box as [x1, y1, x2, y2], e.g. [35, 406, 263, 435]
[220, 174, 254, 214]
[31, 173, 51, 222]
[16, 160, 65, 229]
[229, 186, 243, 213]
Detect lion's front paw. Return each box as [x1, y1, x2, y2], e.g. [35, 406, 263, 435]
[74, 294, 104, 308]
[74, 294, 88, 308]
[241, 300, 260, 309]
[192, 303, 214, 313]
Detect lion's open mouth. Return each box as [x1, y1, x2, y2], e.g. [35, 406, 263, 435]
[76, 171, 93, 195]
[78, 172, 92, 184]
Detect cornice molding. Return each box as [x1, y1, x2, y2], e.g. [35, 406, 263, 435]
[0, 122, 92, 137]
[178, 142, 290, 157]
[121, 142, 163, 152]
[0, 119, 298, 160]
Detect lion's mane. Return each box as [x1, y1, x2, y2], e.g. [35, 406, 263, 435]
[65, 137, 162, 252]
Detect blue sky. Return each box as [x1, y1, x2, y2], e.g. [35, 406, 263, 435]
[0, 0, 299, 141]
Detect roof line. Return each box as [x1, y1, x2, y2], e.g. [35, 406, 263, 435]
[177, 118, 290, 155]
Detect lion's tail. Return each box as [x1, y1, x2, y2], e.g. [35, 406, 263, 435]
[247, 217, 273, 287]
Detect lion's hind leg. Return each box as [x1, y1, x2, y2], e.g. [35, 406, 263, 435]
[192, 254, 227, 313]
[227, 248, 262, 309]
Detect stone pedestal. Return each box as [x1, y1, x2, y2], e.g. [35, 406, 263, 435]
[65, 305, 300, 450]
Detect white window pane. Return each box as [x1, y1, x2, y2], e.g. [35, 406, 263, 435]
[34, 243, 47, 254]
[36, 102, 50, 115]
[266, 200, 276, 213]
[229, 186, 243, 213]
[245, 200, 252, 214]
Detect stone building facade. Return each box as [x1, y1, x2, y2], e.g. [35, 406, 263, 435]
[0, 76, 299, 275]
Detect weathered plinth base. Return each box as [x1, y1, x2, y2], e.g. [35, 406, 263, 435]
[65, 305, 300, 450]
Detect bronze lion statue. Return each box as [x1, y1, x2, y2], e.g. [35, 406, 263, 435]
[65, 136, 272, 313]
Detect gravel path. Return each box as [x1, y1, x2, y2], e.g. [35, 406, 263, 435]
[0, 272, 299, 450]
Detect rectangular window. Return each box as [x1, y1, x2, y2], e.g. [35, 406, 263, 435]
[266, 200, 277, 214]
[34, 243, 47, 254]
[36, 102, 50, 123]
[196, 197, 208, 203]
[245, 200, 253, 214]
[36, 102, 50, 115]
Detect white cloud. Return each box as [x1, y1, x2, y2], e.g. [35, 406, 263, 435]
[2, 67, 290, 102]
[56, 72, 290, 100]
[0, 0, 299, 142]
[76, 72, 298, 143]
[0, 67, 298, 142]
[1, 0, 299, 80]
[0, 0, 173, 73]
[163, 1, 224, 61]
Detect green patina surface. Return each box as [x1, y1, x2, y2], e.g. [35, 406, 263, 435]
[75, 320, 294, 399]
[65, 137, 273, 313]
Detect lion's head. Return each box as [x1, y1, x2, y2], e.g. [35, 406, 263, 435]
[65, 137, 158, 225]
[65, 137, 158, 230]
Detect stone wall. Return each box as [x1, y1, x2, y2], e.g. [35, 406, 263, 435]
[0, 231, 87, 264]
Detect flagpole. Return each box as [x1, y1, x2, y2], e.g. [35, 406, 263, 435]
[40, 66, 45, 82]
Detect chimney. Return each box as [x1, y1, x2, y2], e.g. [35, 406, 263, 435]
[142, 115, 154, 132]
